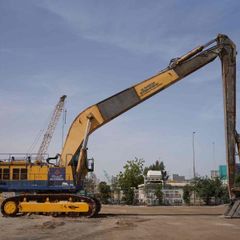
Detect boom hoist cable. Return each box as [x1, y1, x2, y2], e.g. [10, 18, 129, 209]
[36, 95, 67, 162]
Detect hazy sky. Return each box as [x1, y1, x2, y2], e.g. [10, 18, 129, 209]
[1, 0, 240, 181]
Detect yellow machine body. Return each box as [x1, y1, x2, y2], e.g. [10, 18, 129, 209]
[19, 201, 89, 213]
[0, 160, 74, 191]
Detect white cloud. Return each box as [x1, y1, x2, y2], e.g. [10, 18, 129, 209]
[40, 0, 240, 61]
[39, 1, 202, 57]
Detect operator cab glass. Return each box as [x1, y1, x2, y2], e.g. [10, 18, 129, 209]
[87, 158, 94, 172]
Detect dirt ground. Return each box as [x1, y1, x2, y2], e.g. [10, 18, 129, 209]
[0, 205, 240, 240]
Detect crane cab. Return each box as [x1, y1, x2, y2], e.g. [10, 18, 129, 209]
[0, 153, 75, 193]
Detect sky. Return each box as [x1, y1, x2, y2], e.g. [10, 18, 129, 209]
[1, 0, 240, 181]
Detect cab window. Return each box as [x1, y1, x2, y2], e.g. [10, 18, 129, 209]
[3, 169, 10, 180]
[13, 168, 20, 180]
[20, 168, 28, 180]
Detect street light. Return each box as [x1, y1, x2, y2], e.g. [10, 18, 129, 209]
[192, 132, 196, 179]
[192, 131, 196, 205]
[212, 141, 215, 169]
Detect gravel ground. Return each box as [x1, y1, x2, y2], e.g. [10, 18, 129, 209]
[0, 205, 240, 240]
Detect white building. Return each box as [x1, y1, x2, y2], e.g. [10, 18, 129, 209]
[211, 170, 219, 179]
[162, 188, 184, 205]
[134, 171, 187, 205]
[146, 170, 162, 183]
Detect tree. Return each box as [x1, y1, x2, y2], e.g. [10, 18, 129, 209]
[161, 170, 169, 188]
[236, 173, 240, 197]
[116, 157, 144, 204]
[155, 184, 163, 205]
[98, 181, 111, 204]
[194, 177, 215, 205]
[213, 177, 226, 204]
[235, 173, 240, 187]
[84, 173, 98, 195]
[183, 184, 193, 205]
[193, 176, 229, 205]
[220, 186, 230, 204]
[110, 175, 121, 203]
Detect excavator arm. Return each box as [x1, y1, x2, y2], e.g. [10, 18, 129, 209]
[60, 35, 238, 199]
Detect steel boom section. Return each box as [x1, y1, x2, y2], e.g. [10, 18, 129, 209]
[60, 35, 237, 199]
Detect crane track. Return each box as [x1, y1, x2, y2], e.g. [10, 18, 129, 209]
[1, 194, 101, 218]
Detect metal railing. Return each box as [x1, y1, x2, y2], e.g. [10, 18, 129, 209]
[0, 153, 49, 163]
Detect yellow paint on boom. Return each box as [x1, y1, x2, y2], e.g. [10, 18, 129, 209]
[60, 105, 104, 167]
[134, 70, 179, 100]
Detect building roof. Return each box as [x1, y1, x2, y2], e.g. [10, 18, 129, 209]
[147, 170, 162, 177]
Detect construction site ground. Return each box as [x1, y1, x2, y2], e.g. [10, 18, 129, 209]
[1, 205, 240, 240]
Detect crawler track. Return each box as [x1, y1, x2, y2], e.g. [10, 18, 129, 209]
[1, 194, 101, 217]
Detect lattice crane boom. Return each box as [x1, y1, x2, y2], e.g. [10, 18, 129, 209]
[36, 95, 67, 161]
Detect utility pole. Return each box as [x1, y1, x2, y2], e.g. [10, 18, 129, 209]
[212, 141, 215, 169]
[192, 131, 196, 205]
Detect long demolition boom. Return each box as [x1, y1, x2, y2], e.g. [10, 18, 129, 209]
[60, 34, 237, 198]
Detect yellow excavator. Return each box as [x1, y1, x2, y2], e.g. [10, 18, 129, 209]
[0, 34, 240, 218]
